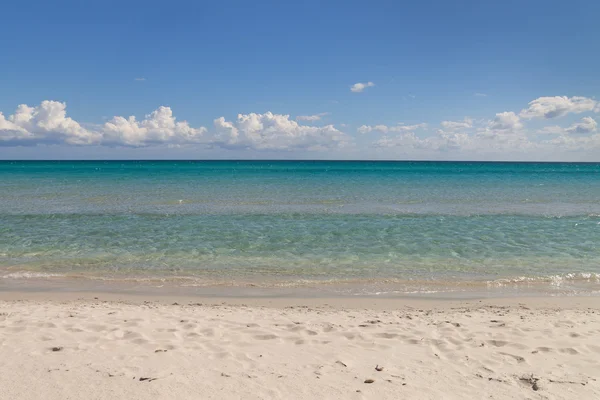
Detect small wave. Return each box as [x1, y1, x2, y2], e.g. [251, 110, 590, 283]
[2, 271, 64, 279]
[488, 272, 600, 287]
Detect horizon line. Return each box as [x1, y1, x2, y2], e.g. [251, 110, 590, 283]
[1, 159, 599, 164]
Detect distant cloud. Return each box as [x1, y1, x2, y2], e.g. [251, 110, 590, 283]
[373, 131, 472, 152]
[520, 96, 596, 119]
[134, 78, 146, 81]
[566, 117, 597, 134]
[487, 112, 523, 131]
[537, 117, 598, 135]
[373, 132, 428, 148]
[296, 112, 330, 122]
[213, 112, 347, 151]
[440, 118, 473, 130]
[350, 81, 375, 93]
[358, 123, 426, 134]
[474, 93, 487, 97]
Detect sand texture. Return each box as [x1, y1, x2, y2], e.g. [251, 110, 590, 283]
[1, 296, 599, 399]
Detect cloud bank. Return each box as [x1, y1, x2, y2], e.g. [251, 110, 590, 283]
[0, 102, 347, 151]
[357, 123, 427, 134]
[1, 95, 600, 159]
[368, 96, 600, 157]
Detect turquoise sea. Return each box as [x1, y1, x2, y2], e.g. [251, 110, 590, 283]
[1, 161, 600, 296]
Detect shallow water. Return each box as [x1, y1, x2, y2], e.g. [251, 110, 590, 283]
[1, 161, 599, 296]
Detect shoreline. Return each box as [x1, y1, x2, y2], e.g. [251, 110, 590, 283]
[1, 286, 599, 310]
[2, 272, 600, 301]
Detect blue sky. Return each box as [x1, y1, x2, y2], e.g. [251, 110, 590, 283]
[1, 0, 599, 160]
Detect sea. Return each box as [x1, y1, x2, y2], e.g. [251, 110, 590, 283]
[1, 160, 599, 297]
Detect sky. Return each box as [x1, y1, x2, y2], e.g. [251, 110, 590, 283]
[1, 0, 599, 161]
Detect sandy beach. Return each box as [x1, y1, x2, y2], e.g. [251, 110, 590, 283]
[1, 293, 599, 399]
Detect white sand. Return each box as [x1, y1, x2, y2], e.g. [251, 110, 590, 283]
[1, 294, 599, 399]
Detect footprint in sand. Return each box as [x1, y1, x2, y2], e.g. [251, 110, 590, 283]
[374, 332, 399, 339]
[254, 334, 278, 340]
[559, 348, 579, 355]
[487, 340, 508, 347]
[498, 352, 526, 363]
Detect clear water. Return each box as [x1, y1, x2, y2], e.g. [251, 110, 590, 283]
[1, 161, 599, 294]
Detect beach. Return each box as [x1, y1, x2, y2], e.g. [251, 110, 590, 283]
[1, 161, 600, 398]
[1, 292, 599, 399]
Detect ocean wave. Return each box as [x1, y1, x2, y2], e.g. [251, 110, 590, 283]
[4, 271, 599, 287]
[1, 271, 65, 279]
[2, 270, 600, 298]
[488, 272, 600, 287]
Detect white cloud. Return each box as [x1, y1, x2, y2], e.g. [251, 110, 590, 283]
[357, 123, 426, 134]
[296, 112, 330, 122]
[102, 106, 206, 146]
[0, 101, 101, 146]
[487, 111, 523, 131]
[440, 117, 473, 131]
[0, 102, 347, 151]
[373, 131, 473, 152]
[4, 94, 600, 159]
[544, 134, 600, 151]
[372, 126, 537, 156]
[350, 82, 375, 93]
[435, 131, 473, 150]
[520, 96, 596, 119]
[474, 112, 524, 143]
[566, 116, 597, 134]
[134, 78, 146, 81]
[535, 117, 598, 136]
[358, 124, 387, 134]
[373, 132, 430, 149]
[212, 112, 347, 151]
[474, 93, 488, 97]
[0, 101, 205, 147]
